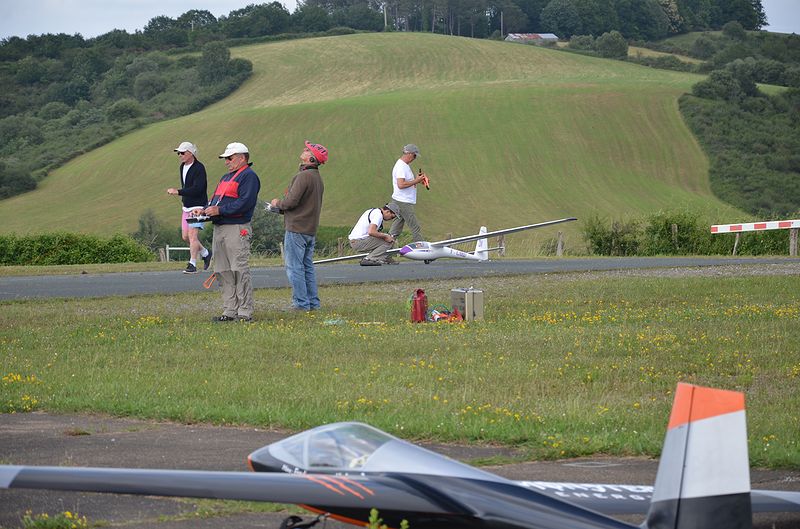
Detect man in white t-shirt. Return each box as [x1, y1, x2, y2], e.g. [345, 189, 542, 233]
[348, 203, 399, 266]
[388, 144, 428, 243]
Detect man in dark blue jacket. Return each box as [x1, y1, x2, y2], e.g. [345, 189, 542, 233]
[167, 141, 211, 274]
[202, 142, 261, 322]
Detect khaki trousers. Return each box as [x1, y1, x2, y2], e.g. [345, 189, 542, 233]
[350, 236, 391, 261]
[388, 200, 424, 242]
[212, 223, 253, 318]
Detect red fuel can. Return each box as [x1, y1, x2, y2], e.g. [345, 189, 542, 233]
[411, 289, 428, 323]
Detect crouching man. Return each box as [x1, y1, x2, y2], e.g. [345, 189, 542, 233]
[349, 203, 399, 266]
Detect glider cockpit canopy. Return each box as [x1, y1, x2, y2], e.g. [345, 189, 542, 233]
[248, 421, 506, 483]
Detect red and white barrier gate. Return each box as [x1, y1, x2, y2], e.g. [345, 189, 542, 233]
[710, 219, 800, 256]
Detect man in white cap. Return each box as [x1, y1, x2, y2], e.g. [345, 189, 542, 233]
[348, 203, 399, 266]
[167, 141, 211, 274]
[388, 144, 428, 243]
[201, 142, 261, 322]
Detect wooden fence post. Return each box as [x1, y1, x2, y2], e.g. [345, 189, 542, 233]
[279, 242, 285, 265]
[498, 234, 505, 256]
[732, 233, 740, 256]
[158, 248, 167, 262]
[556, 231, 564, 257]
[671, 223, 678, 249]
[790, 228, 798, 257]
[337, 237, 344, 257]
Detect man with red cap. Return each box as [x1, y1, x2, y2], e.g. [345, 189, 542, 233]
[271, 141, 327, 311]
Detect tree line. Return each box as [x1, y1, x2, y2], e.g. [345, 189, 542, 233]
[318, 0, 767, 40]
[0, 38, 255, 200]
[0, 0, 767, 57]
[682, 61, 800, 217]
[561, 22, 800, 218]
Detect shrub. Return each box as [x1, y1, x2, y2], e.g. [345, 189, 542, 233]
[595, 31, 628, 59]
[568, 35, 595, 50]
[38, 101, 71, 119]
[325, 26, 358, 36]
[176, 55, 198, 68]
[98, 234, 155, 263]
[629, 54, 695, 72]
[125, 55, 161, 78]
[784, 67, 800, 88]
[722, 21, 747, 41]
[133, 71, 167, 101]
[197, 41, 230, 84]
[131, 209, 185, 253]
[692, 69, 748, 102]
[581, 214, 640, 256]
[106, 98, 141, 120]
[0, 233, 152, 266]
[0, 160, 36, 198]
[639, 210, 712, 255]
[228, 57, 253, 76]
[690, 35, 717, 60]
[250, 207, 285, 254]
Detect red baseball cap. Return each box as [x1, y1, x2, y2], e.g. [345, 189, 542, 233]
[305, 141, 328, 164]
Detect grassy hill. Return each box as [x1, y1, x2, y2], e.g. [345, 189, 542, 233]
[0, 33, 745, 250]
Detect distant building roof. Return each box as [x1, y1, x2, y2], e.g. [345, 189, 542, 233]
[504, 33, 559, 42]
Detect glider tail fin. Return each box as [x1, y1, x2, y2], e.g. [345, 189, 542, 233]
[645, 383, 752, 529]
[474, 226, 489, 261]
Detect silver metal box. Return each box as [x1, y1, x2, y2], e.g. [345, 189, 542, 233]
[450, 288, 484, 321]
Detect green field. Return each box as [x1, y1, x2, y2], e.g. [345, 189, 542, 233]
[2, 271, 798, 467]
[0, 33, 744, 246]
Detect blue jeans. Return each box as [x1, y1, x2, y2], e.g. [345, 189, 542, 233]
[284, 231, 319, 310]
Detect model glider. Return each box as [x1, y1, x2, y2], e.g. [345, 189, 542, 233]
[2, 383, 799, 529]
[315, 217, 578, 264]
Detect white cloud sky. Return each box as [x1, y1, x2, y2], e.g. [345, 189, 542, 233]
[0, 0, 797, 40]
[761, 0, 800, 34]
[0, 0, 297, 40]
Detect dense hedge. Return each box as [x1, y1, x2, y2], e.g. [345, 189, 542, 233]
[582, 210, 793, 256]
[680, 82, 800, 217]
[0, 233, 153, 265]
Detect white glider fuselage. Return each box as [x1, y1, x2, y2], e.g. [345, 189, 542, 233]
[399, 241, 486, 262]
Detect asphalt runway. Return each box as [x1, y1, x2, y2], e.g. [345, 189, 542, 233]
[0, 256, 797, 300]
[1, 413, 799, 529]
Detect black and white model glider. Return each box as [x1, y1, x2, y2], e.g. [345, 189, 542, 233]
[315, 217, 577, 264]
[2, 383, 799, 529]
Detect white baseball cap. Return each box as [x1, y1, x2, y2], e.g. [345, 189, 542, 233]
[219, 142, 249, 158]
[174, 141, 197, 155]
